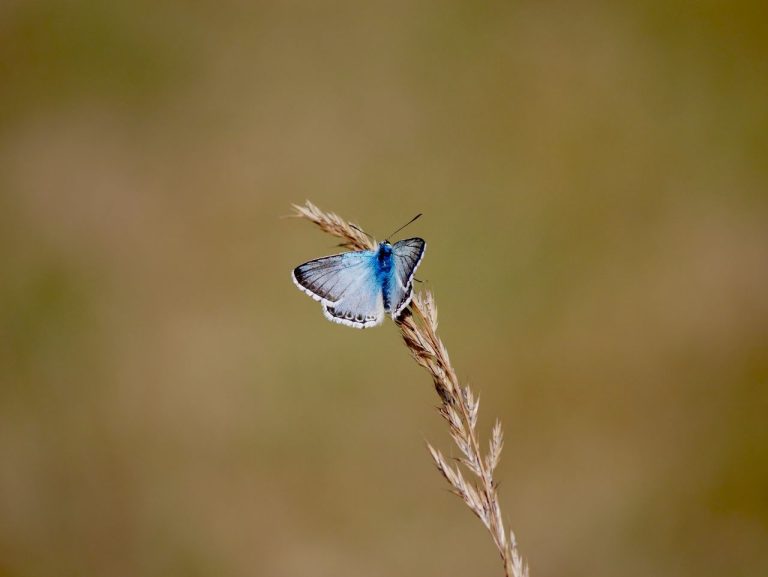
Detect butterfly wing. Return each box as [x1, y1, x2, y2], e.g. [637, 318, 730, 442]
[292, 250, 385, 328]
[388, 237, 426, 318]
[322, 269, 385, 328]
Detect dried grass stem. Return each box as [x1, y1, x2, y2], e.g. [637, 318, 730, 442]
[292, 201, 528, 577]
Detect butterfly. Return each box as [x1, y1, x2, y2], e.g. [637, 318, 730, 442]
[292, 230, 426, 329]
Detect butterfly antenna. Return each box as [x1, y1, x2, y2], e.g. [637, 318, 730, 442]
[384, 213, 422, 241]
[350, 223, 375, 241]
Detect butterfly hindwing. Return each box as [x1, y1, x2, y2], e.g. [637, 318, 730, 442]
[388, 237, 426, 318]
[292, 250, 385, 328]
[323, 267, 385, 328]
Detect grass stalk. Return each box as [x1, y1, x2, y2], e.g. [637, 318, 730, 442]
[292, 201, 529, 577]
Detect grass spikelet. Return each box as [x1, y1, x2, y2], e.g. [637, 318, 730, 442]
[292, 201, 529, 577]
[291, 200, 377, 251]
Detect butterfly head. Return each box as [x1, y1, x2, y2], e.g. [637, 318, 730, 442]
[378, 241, 393, 256]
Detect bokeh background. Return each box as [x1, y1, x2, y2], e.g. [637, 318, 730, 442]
[1, 1, 767, 576]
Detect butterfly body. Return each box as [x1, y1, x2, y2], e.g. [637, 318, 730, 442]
[292, 238, 426, 329]
[375, 242, 394, 311]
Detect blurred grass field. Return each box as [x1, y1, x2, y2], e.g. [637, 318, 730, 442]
[1, 1, 767, 576]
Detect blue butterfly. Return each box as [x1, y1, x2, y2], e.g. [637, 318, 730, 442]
[292, 237, 426, 328]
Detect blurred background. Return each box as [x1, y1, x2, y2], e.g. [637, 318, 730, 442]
[1, 1, 767, 576]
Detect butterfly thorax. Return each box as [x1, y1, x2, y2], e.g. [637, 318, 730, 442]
[377, 241, 393, 258]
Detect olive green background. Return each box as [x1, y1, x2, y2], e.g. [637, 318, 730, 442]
[1, 2, 767, 576]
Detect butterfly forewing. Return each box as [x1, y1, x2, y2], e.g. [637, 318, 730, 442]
[292, 251, 374, 304]
[292, 250, 385, 328]
[389, 237, 426, 317]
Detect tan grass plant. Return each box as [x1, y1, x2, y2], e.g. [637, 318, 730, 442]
[292, 201, 529, 577]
